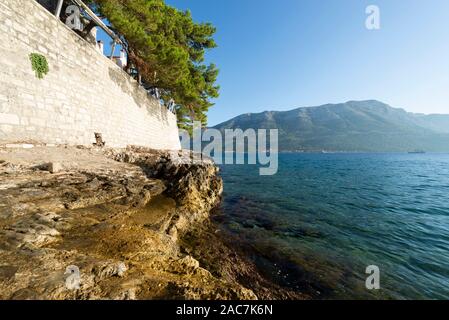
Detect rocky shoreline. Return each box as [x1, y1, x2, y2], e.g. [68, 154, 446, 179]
[0, 146, 258, 300]
[0, 145, 314, 300]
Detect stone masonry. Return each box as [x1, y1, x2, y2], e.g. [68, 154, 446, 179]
[0, 0, 181, 150]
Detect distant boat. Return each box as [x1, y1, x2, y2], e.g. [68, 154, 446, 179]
[408, 150, 426, 154]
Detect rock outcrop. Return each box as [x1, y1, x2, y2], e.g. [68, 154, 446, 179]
[106, 147, 224, 239]
[0, 146, 255, 300]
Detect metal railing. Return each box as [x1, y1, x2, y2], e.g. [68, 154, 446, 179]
[54, 0, 123, 58]
[47, 0, 177, 115]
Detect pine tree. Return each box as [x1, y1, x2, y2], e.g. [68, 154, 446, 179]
[88, 0, 219, 130]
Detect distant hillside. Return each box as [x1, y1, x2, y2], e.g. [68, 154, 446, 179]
[213, 100, 449, 152]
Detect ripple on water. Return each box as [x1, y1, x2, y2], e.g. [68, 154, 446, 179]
[218, 153, 449, 299]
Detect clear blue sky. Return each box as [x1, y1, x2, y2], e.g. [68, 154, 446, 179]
[102, 0, 449, 126]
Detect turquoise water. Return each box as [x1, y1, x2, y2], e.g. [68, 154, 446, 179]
[217, 153, 449, 299]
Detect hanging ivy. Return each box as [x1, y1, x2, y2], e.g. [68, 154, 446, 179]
[29, 53, 49, 79]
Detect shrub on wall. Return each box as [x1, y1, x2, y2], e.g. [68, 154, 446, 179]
[29, 53, 49, 79]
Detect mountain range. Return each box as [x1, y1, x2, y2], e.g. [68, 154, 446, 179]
[213, 100, 449, 152]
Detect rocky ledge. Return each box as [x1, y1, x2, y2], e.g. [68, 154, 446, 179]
[0, 146, 255, 300]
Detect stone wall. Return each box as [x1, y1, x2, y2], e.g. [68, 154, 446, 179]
[0, 0, 181, 150]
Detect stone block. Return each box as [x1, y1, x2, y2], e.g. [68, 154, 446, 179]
[45, 162, 63, 174]
[0, 113, 20, 125]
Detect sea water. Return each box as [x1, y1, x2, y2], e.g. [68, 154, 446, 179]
[217, 153, 449, 299]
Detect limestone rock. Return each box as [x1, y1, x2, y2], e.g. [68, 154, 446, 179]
[178, 255, 200, 270]
[0, 146, 256, 300]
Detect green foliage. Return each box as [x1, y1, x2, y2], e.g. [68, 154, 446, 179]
[29, 53, 49, 79]
[89, 0, 219, 130]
